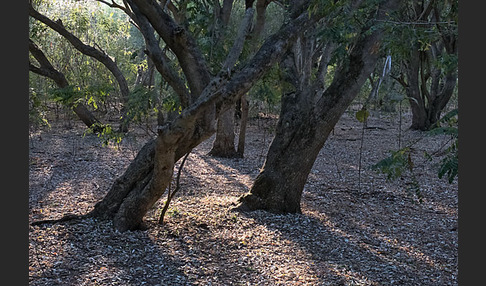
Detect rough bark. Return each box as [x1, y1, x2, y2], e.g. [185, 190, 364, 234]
[208, 107, 237, 157]
[89, 5, 318, 231]
[127, 0, 211, 97]
[237, 0, 401, 213]
[238, 89, 324, 213]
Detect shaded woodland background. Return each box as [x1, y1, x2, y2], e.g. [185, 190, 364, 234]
[28, 0, 459, 285]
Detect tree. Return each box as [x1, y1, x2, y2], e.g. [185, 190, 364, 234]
[209, 0, 278, 158]
[29, 1, 132, 131]
[207, 0, 239, 158]
[29, 38, 102, 130]
[81, 0, 322, 231]
[236, 0, 402, 213]
[389, 0, 458, 130]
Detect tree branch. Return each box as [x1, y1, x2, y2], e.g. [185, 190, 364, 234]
[222, 8, 255, 72]
[29, 39, 102, 129]
[29, 39, 69, 88]
[127, 0, 211, 97]
[129, 1, 192, 107]
[29, 3, 130, 103]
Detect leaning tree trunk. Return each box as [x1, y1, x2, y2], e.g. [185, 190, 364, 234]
[87, 6, 317, 231]
[237, 0, 400, 213]
[238, 90, 329, 213]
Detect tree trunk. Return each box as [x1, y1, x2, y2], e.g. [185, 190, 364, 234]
[397, 2, 457, 131]
[208, 106, 238, 157]
[405, 53, 457, 131]
[237, 0, 400, 213]
[237, 94, 249, 157]
[238, 90, 327, 213]
[88, 5, 316, 231]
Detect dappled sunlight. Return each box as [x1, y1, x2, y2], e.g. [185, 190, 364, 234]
[178, 150, 256, 197]
[299, 187, 457, 284]
[30, 114, 457, 285]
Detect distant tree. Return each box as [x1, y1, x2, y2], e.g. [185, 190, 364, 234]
[29, 1, 132, 131]
[207, 0, 239, 158]
[29, 39, 102, 130]
[388, 0, 458, 130]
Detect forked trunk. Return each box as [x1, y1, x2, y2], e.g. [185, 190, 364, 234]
[237, 0, 399, 212]
[88, 5, 324, 231]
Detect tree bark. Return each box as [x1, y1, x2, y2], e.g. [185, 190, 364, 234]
[208, 107, 237, 157]
[209, 1, 254, 157]
[236, 94, 249, 157]
[238, 89, 325, 213]
[237, 0, 401, 213]
[89, 5, 318, 231]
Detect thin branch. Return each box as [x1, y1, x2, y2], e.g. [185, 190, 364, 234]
[158, 151, 191, 225]
[29, 3, 130, 102]
[375, 19, 456, 26]
[222, 8, 255, 71]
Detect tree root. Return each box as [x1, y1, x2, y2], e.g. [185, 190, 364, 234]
[30, 213, 90, 227]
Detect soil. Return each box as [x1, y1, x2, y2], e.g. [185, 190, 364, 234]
[28, 110, 458, 285]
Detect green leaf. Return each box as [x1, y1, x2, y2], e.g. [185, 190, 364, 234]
[371, 148, 410, 180]
[355, 109, 369, 123]
[438, 154, 458, 184]
[427, 127, 458, 137]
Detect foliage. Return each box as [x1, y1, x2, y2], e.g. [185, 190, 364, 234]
[355, 108, 370, 123]
[371, 147, 423, 202]
[126, 86, 160, 124]
[49, 85, 82, 106]
[372, 147, 413, 180]
[29, 0, 141, 121]
[29, 87, 50, 130]
[372, 108, 458, 202]
[84, 122, 123, 147]
[48, 83, 114, 111]
[428, 108, 458, 183]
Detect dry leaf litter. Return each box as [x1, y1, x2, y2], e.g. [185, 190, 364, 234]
[29, 110, 458, 285]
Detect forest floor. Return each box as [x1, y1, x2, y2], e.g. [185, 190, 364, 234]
[28, 109, 458, 286]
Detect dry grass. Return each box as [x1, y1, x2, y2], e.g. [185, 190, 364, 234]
[29, 110, 458, 285]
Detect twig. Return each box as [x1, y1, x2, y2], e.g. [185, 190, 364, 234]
[357, 118, 366, 190]
[398, 100, 402, 149]
[158, 151, 191, 225]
